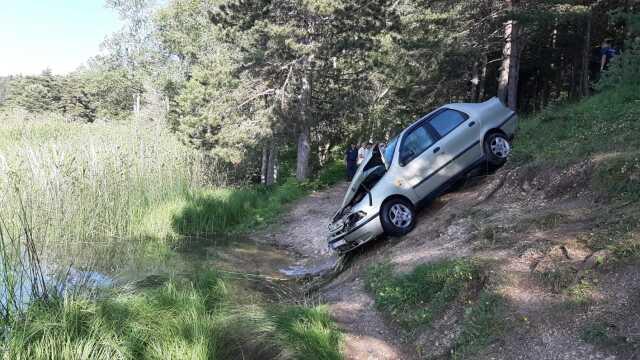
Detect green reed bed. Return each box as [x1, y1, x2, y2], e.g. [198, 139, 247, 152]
[0, 111, 346, 358]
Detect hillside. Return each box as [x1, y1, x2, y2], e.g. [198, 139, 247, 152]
[253, 85, 640, 359]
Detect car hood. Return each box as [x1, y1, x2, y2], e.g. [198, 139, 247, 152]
[336, 147, 386, 217]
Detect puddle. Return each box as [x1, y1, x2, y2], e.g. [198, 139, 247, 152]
[168, 236, 341, 282]
[0, 262, 113, 312]
[175, 237, 299, 279]
[279, 255, 340, 278]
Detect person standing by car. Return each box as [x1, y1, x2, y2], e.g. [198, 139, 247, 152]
[346, 143, 358, 180]
[357, 142, 367, 165]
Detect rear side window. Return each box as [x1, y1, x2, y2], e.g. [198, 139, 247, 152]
[429, 109, 468, 137]
[399, 125, 435, 165]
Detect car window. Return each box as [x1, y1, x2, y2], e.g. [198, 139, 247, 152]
[383, 136, 398, 166]
[429, 109, 468, 137]
[399, 125, 435, 165]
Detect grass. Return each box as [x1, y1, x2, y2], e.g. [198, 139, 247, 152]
[5, 271, 343, 360]
[580, 320, 632, 351]
[577, 208, 640, 261]
[511, 84, 640, 261]
[170, 162, 345, 239]
[452, 291, 505, 358]
[580, 321, 614, 346]
[511, 83, 640, 166]
[592, 152, 640, 202]
[271, 305, 343, 360]
[365, 260, 505, 357]
[364, 259, 478, 330]
[533, 267, 577, 294]
[471, 212, 569, 251]
[472, 224, 514, 250]
[520, 213, 569, 231]
[566, 278, 595, 305]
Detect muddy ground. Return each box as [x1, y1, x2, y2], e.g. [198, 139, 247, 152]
[254, 164, 640, 360]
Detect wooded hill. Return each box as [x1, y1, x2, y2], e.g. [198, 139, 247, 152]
[1, 0, 638, 184]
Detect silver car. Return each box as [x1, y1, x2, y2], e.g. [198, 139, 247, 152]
[328, 98, 517, 253]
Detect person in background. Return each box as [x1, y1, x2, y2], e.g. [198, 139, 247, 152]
[346, 143, 358, 180]
[378, 142, 386, 154]
[600, 39, 617, 72]
[357, 142, 367, 165]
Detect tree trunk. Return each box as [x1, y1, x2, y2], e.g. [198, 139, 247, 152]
[478, 51, 488, 101]
[498, 0, 521, 111]
[296, 126, 311, 181]
[507, 21, 520, 110]
[497, 20, 513, 106]
[580, 11, 592, 97]
[470, 59, 480, 101]
[296, 59, 312, 182]
[260, 146, 268, 184]
[266, 142, 277, 186]
[133, 93, 141, 116]
[319, 141, 332, 167]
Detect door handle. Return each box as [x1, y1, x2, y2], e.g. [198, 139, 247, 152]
[433, 146, 441, 154]
[468, 121, 476, 127]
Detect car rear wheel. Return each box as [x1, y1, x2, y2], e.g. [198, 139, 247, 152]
[380, 198, 415, 236]
[484, 132, 511, 167]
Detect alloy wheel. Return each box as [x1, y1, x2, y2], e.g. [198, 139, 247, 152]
[389, 203, 413, 228]
[490, 137, 511, 159]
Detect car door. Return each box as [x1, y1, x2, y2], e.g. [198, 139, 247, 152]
[426, 109, 483, 184]
[397, 122, 448, 199]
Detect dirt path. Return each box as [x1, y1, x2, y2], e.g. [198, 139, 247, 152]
[257, 182, 412, 360]
[259, 182, 348, 258]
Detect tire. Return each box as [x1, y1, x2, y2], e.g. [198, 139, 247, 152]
[380, 198, 416, 236]
[483, 132, 511, 167]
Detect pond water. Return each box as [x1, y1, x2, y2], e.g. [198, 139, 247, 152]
[1, 234, 341, 313]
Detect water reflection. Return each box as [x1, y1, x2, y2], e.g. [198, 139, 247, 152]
[4, 233, 341, 312]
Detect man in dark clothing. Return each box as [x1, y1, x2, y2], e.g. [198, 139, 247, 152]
[600, 39, 617, 72]
[345, 143, 358, 180]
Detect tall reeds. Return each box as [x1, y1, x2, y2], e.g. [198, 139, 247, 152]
[0, 112, 211, 307]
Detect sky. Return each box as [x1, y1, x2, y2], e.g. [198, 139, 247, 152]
[0, 0, 123, 76]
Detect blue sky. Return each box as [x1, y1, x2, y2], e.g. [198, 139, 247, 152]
[0, 1, 122, 76]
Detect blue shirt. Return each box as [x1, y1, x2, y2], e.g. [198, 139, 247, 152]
[601, 47, 617, 61]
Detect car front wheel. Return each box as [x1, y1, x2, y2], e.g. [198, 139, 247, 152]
[484, 132, 511, 166]
[380, 198, 416, 236]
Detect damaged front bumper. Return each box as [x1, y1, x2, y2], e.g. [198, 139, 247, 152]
[327, 212, 383, 252]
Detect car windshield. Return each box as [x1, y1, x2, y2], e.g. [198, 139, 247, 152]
[383, 136, 398, 166]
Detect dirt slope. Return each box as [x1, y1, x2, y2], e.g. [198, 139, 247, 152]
[260, 164, 640, 359]
[257, 182, 411, 359]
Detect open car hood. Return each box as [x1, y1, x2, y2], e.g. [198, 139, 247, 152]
[335, 147, 387, 218]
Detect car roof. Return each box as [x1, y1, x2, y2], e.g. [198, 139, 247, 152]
[404, 97, 500, 132]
